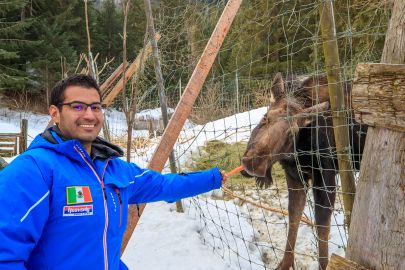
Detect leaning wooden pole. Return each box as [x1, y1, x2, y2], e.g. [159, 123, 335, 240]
[121, 0, 243, 253]
[346, 1, 405, 268]
[319, 0, 356, 227]
[102, 33, 160, 106]
[100, 62, 126, 95]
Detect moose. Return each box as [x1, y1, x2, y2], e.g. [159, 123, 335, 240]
[241, 73, 367, 270]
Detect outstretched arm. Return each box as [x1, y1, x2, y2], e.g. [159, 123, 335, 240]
[127, 163, 224, 204]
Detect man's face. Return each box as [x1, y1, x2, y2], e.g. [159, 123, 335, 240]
[49, 86, 103, 145]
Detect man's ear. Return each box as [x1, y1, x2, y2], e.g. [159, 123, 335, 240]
[49, 105, 60, 124]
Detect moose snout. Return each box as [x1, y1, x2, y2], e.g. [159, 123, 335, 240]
[239, 168, 253, 178]
[241, 156, 267, 177]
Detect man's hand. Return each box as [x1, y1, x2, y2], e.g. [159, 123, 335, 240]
[220, 170, 228, 185]
[220, 166, 243, 185]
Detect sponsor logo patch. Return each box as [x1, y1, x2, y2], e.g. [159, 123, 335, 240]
[63, 205, 94, 217]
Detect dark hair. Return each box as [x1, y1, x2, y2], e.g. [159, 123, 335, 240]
[50, 74, 102, 107]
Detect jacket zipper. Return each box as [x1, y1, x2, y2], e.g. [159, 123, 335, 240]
[75, 146, 110, 270]
[114, 188, 122, 228]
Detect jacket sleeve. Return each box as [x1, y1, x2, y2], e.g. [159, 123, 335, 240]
[127, 163, 222, 204]
[0, 155, 50, 269]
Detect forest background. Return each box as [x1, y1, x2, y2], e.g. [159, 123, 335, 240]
[0, 0, 390, 123]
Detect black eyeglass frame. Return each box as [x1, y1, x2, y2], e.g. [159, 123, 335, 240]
[57, 101, 106, 112]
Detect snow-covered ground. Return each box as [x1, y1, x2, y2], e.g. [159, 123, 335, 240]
[0, 106, 348, 269]
[122, 200, 234, 270]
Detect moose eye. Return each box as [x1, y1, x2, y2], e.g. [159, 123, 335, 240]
[260, 117, 268, 125]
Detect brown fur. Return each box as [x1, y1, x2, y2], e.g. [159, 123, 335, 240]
[241, 73, 366, 270]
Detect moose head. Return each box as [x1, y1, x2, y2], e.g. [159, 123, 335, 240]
[241, 73, 329, 187]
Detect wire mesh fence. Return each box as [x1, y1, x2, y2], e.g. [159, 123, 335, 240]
[95, 0, 389, 269]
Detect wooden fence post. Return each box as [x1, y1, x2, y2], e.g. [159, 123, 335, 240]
[0, 157, 7, 170]
[121, 0, 243, 253]
[19, 119, 28, 154]
[319, 0, 357, 226]
[346, 0, 405, 269]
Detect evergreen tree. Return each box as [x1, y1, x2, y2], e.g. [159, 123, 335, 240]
[23, 0, 92, 99]
[93, 0, 122, 62]
[0, 0, 35, 92]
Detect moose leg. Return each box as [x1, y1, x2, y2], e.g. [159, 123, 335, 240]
[313, 172, 336, 270]
[277, 174, 306, 270]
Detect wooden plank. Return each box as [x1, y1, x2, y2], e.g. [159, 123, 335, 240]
[102, 33, 161, 106]
[0, 150, 15, 157]
[0, 142, 15, 147]
[0, 137, 18, 142]
[326, 254, 371, 270]
[0, 133, 20, 137]
[352, 63, 405, 132]
[100, 62, 126, 95]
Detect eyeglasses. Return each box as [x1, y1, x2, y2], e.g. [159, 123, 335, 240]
[58, 101, 106, 114]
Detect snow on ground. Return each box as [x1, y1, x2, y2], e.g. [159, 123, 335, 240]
[1, 106, 348, 269]
[122, 200, 233, 270]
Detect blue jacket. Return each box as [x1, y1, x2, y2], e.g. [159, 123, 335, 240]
[0, 129, 222, 270]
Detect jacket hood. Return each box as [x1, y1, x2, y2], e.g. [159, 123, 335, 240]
[28, 126, 124, 161]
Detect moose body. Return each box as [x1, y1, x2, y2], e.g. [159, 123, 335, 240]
[241, 73, 367, 270]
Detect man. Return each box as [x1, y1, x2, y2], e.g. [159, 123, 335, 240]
[0, 74, 227, 270]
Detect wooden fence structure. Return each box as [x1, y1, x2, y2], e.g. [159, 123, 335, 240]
[0, 119, 28, 158]
[328, 0, 405, 269]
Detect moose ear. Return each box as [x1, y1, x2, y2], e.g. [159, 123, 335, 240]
[297, 101, 330, 127]
[270, 73, 285, 103]
[301, 101, 330, 114]
[287, 121, 300, 136]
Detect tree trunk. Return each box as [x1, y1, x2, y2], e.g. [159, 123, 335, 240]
[347, 1, 405, 269]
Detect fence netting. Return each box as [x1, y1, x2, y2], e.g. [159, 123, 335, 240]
[101, 1, 389, 269]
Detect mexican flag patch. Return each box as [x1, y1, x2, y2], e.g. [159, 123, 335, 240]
[66, 186, 93, 205]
